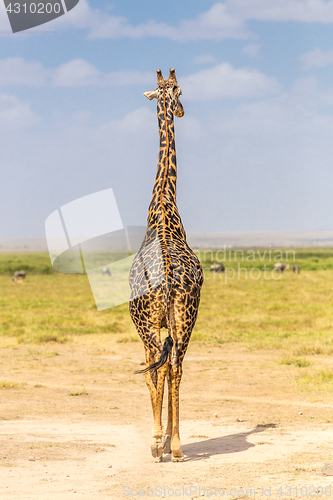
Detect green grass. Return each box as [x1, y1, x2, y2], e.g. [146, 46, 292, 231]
[0, 247, 332, 276]
[68, 387, 89, 396]
[197, 246, 333, 271]
[280, 357, 310, 367]
[297, 370, 333, 392]
[1, 248, 333, 352]
[194, 268, 333, 352]
[0, 274, 131, 343]
[0, 381, 23, 389]
[0, 252, 54, 275]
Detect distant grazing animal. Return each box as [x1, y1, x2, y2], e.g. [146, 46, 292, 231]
[274, 263, 290, 274]
[102, 267, 111, 276]
[293, 264, 300, 274]
[12, 270, 26, 283]
[210, 264, 225, 273]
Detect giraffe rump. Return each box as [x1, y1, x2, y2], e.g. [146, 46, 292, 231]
[135, 336, 173, 374]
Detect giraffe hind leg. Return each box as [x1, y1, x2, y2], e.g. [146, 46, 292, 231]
[138, 336, 174, 459]
[163, 366, 172, 454]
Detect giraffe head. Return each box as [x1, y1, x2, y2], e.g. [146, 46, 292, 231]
[143, 68, 184, 118]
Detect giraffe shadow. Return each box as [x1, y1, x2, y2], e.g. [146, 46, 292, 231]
[163, 424, 276, 462]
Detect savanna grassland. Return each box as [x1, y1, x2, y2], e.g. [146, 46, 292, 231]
[2, 248, 333, 499]
[2, 248, 333, 353]
[2, 248, 333, 395]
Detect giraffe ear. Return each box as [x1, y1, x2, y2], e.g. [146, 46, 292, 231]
[143, 90, 159, 100]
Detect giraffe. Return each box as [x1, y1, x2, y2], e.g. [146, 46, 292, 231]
[129, 68, 204, 462]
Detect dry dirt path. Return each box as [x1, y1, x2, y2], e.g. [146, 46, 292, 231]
[1, 335, 333, 499]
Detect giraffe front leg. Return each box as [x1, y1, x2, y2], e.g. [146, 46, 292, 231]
[143, 349, 163, 458]
[170, 363, 184, 462]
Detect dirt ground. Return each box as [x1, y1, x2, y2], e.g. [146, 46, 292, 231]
[1, 335, 333, 499]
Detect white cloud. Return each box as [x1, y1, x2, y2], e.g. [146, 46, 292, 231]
[85, 3, 249, 41]
[0, 93, 38, 129]
[300, 47, 333, 69]
[53, 1, 333, 42]
[293, 76, 319, 94]
[4, 76, 333, 235]
[3, 0, 333, 41]
[54, 1, 250, 41]
[177, 82, 333, 231]
[42, 0, 92, 30]
[207, 77, 333, 146]
[104, 70, 155, 87]
[0, 58, 280, 102]
[97, 107, 156, 139]
[0, 57, 155, 88]
[169, 3, 249, 41]
[241, 43, 261, 58]
[52, 61, 155, 87]
[54, 59, 101, 87]
[0, 58, 49, 86]
[181, 63, 280, 101]
[227, 0, 333, 23]
[192, 54, 217, 65]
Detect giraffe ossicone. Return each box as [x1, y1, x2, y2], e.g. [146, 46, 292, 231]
[129, 68, 203, 462]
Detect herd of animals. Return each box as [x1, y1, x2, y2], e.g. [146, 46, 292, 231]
[11, 262, 299, 284]
[210, 262, 300, 274]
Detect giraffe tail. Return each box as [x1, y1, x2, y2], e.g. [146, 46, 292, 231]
[135, 336, 173, 374]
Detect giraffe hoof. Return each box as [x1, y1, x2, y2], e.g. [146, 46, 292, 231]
[171, 453, 184, 462]
[151, 442, 163, 459]
[163, 435, 171, 454]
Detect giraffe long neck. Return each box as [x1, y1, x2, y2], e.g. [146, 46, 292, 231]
[147, 88, 185, 242]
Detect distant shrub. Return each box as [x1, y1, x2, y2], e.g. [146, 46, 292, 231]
[0, 252, 54, 275]
[281, 357, 310, 367]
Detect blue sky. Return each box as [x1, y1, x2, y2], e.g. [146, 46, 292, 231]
[2, 0, 333, 236]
